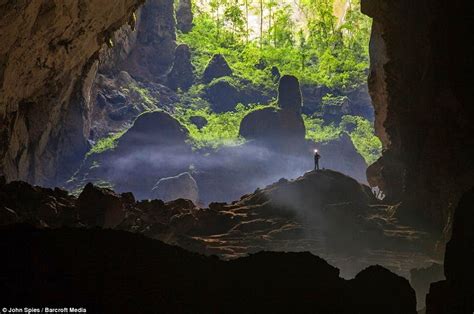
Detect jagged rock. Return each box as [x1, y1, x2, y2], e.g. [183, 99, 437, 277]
[117, 71, 134, 85]
[410, 263, 444, 310]
[89, 72, 182, 140]
[0, 226, 418, 313]
[426, 187, 474, 313]
[176, 0, 193, 33]
[202, 54, 232, 83]
[239, 75, 305, 152]
[189, 116, 208, 129]
[1, 171, 434, 278]
[152, 172, 199, 204]
[77, 183, 127, 228]
[0, 180, 76, 227]
[167, 44, 195, 91]
[362, 0, 474, 235]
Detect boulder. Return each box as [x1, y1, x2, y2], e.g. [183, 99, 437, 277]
[189, 116, 208, 129]
[77, 183, 127, 228]
[239, 75, 306, 152]
[118, 111, 189, 148]
[151, 172, 199, 204]
[167, 44, 195, 91]
[239, 107, 305, 145]
[202, 54, 232, 83]
[204, 77, 240, 113]
[176, 0, 193, 33]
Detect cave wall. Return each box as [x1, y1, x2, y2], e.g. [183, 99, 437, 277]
[362, 0, 474, 235]
[0, 0, 145, 185]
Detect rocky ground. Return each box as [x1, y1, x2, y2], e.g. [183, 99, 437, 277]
[0, 169, 439, 280]
[0, 225, 417, 313]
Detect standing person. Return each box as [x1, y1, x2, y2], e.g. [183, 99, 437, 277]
[314, 149, 321, 170]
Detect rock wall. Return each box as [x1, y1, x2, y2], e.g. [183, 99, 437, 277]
[0, 0, 144, 185]
[362, 0, 474, 234]
[425, 188, 474, 313]
[118, 0, 177, 82]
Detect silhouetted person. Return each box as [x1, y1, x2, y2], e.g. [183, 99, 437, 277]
[314, 149, 321, 170]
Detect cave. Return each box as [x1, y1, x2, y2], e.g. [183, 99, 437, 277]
[0, 0, 473, 313]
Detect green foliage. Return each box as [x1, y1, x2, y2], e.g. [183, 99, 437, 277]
[321, 93, 349, 107]
[128, 83, 155, 109]
[173, 103, 276, 149]
[303, 115, 341, 143]
[180, 0, 370, 89]
[340, 115, 382, 164]
[303, 114, 381, 164]
[87, 130, 126, 156]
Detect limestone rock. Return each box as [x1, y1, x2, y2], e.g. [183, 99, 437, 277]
[118, 111, 189, 148]
[0, 0, 144, 185]
[152, 172, 199, 204]
[277, 75, 302, 113]
[176, 0, 193, 33]
[239, 75, 305, 152]
[204, 78, 240, 113]
[0, 226, 418, 313]
[120, 0, 177, 81]
[362, 0, 474, 235]
[239, 107, 305, 145]
[202, 54, 232, 83]
[167, 44, 195, 91]
[410, 263, 444, 310]
[77, 183, 127, 228]
[350, 265, 417, 314]
[426, 187, 474, 313]
[189, 116, 208, 129]
[318, 133, 368, 184]
[0, 180, 76, 227]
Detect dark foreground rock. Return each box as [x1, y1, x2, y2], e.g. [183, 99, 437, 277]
[410, 263, 444, 310]
[426, 187, 474, 314]
[1, 170, 436, 279]
[0, 225, 416, 313]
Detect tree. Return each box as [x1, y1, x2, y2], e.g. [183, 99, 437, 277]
[224, 1, 246, 42]
[271, 5, 294, 47]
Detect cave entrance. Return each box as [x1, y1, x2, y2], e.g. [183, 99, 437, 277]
[76, 0, 378, 204]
